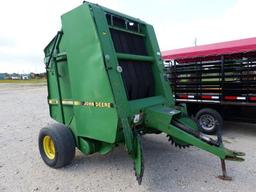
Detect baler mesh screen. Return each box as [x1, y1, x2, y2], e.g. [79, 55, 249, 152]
[109, 28, 155, 100]
[110, 29, 147, 56]
[119, 60, 154, 100]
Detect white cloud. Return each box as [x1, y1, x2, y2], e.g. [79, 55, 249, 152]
[0, 0, 124, 73]
[1, 0, 256, 73]
[157, 0, 256, 50]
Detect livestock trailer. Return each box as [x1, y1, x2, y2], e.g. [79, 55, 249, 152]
[162, 37, 256, 134]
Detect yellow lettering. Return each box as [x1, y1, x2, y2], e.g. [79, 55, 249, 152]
[81, 101, 112, 108]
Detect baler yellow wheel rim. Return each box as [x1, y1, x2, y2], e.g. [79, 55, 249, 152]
[43, 136, 56, 160]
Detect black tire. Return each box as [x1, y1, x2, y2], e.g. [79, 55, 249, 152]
[195, 108, 223, 135]
[38, 123, 75, 168]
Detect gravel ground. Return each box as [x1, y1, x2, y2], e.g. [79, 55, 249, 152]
[0, 83, 255, 192]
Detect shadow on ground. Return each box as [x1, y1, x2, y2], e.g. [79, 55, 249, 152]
[63, 134, 228, 191]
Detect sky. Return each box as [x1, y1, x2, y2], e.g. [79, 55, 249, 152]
[0, 0, 256, 73]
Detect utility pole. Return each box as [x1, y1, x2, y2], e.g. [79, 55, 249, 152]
[194, 37, 197, 46]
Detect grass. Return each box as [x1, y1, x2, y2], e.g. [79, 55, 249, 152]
[0, 79, 47, 84]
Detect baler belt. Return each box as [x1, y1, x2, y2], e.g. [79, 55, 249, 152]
[109, 26, 155, 100]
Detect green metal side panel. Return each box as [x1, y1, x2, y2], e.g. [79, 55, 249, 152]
[47, 69, 63, 122]
[61, 5, 118, 143]
[55, 55, 73, 125]
[143, 25, 174, 107]
[44, 35, 64, 123]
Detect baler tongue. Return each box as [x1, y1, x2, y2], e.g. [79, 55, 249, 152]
[143, 105, 244, 179]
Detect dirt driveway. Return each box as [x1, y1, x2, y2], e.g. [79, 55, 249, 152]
[0, 83, 255, 192]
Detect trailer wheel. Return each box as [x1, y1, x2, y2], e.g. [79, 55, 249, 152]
[195, 108, 223, 135]
[38, 123, 75, 168]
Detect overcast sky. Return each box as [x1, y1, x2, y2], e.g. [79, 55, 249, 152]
[0, 0, 255, 73]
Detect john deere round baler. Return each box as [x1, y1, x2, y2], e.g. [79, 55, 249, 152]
[39, 2, 244, 184]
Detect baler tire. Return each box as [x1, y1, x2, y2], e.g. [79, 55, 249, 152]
[38, 123, 75, 168]
[195, 108, 223, 135]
